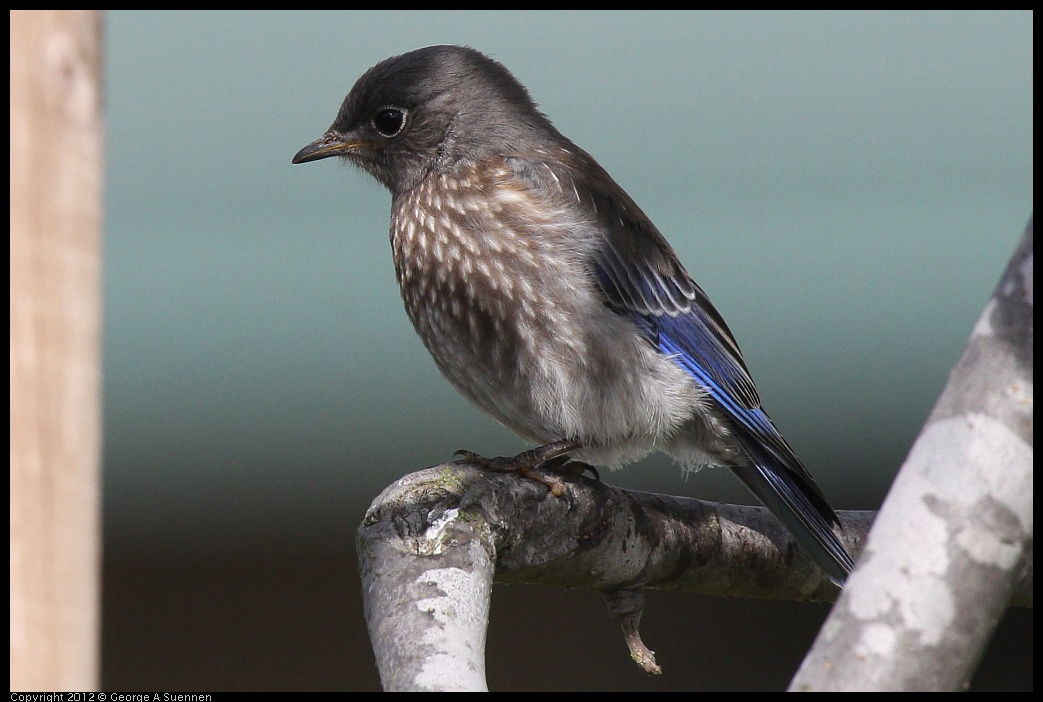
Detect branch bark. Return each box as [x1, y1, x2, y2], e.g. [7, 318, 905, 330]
[791, 217, 1034, 691]
[357, 464, 877, 690]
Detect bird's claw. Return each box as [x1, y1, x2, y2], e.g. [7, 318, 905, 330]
[565, 460, 600, 482]
[453, 439, 583, 497]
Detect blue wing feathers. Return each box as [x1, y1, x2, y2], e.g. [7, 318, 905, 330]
[593, 255, 854, 584]
[656, 307, 854, 584]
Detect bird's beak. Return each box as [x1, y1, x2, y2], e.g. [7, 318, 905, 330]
[292, 130, 363, 164]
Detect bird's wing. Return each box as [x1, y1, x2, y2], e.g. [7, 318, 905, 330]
[509, 151, 853, 583]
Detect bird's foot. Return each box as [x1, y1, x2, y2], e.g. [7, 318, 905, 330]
[453, 438, 583, 497]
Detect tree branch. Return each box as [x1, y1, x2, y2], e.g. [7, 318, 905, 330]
[791, 217, 1034, 691]
[357, 462, 877, 690]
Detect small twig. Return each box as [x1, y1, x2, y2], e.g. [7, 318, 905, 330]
[604, 589, 661, 675]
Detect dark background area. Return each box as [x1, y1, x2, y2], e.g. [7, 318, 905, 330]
[101, 11, 1032, 690]
[103, 550, 1031, 690]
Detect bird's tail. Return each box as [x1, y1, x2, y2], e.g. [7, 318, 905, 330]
[729, 437, 855, 586]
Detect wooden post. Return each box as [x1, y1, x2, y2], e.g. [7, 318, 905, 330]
[10, 10, 104, 691]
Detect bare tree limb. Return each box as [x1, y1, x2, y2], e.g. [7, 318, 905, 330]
[791, 217, 1034, 692]
[357, 462, 876, 690]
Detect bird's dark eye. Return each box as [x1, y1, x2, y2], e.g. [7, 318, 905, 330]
[372, 107, 406, 137]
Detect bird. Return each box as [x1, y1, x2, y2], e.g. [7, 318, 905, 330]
[292, 45, 855, 585]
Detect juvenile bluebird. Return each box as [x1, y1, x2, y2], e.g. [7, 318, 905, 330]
[293, 45, 855, 585]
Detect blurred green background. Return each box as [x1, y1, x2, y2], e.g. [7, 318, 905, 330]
[101, 11, 1032, 690]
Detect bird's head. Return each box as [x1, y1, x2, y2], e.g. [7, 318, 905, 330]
[292, 45, 557, 193]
